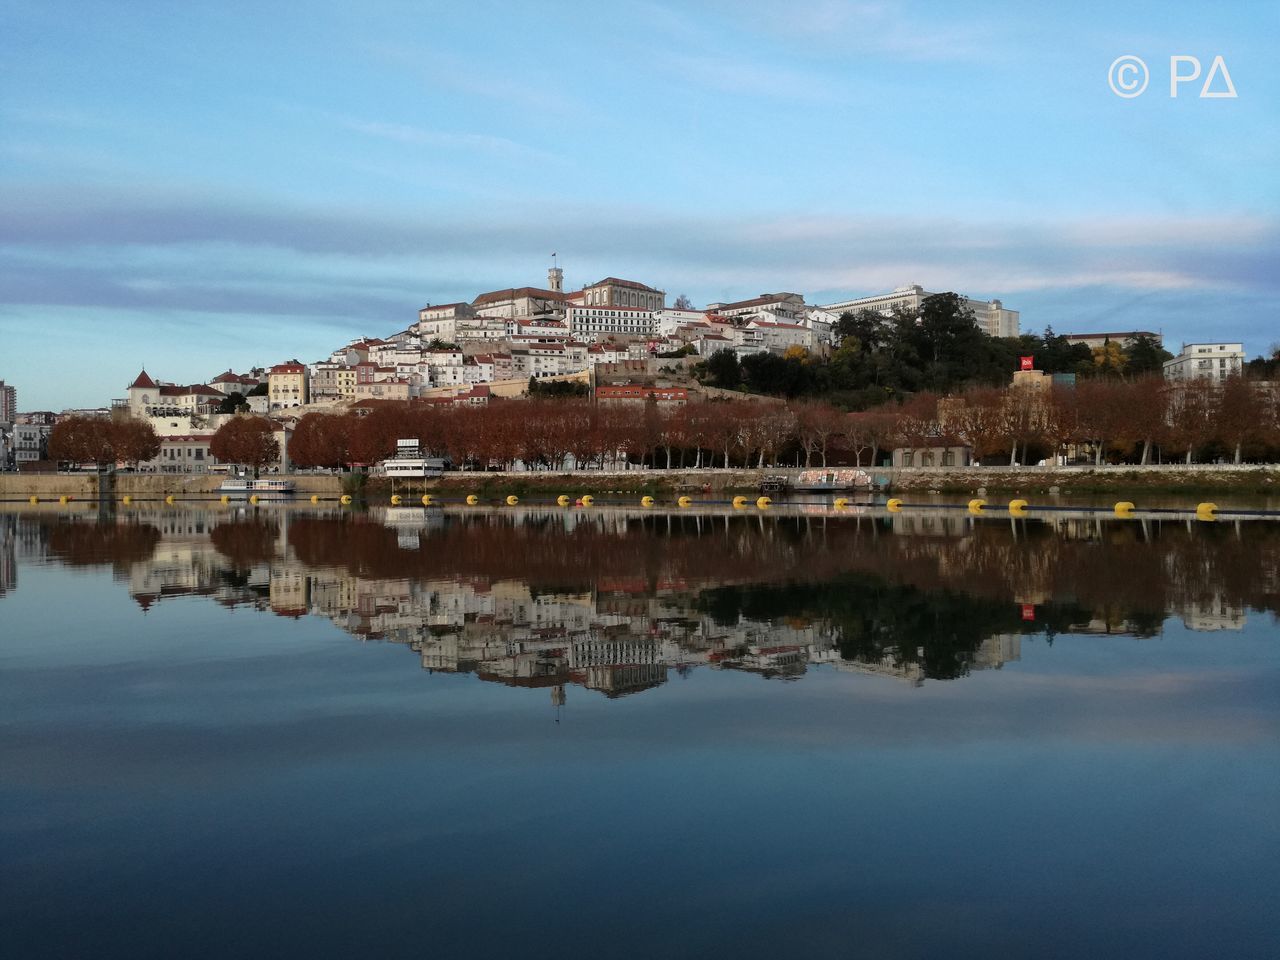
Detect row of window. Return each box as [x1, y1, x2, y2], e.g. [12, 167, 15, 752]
[900, 451, 958, 467]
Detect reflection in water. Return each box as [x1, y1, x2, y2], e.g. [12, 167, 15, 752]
[6, 507, 1277, 697]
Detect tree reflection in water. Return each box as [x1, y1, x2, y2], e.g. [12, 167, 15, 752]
[8, 508, 1278, 693]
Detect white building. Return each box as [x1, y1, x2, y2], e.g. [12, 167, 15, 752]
[416, 302, 477, 343]
[653, 309, 710, 337]
[746, 319, 815, 352]
[567, 304, 655, 341]
[707, 292, 808, 323]
[12, 422, 50, 465]
[511, 341, 587, 380]
[821, 284, 1020, 338]
[506, 317, 571, 340]
[1162, 342, 1245, 381]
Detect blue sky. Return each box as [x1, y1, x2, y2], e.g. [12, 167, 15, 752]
[1, 0, 1277, 408]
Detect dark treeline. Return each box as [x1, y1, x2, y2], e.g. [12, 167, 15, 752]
[698, 293, 1177, 407]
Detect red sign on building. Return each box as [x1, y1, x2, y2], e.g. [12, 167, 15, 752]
[1021, 604, 1036, 621]
[1019, 356, 1034, 371]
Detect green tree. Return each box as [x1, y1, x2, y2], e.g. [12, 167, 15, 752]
[1124, 334, 1172, 376]
[216, 392, 249, 414]
[705, 349, 741, 389]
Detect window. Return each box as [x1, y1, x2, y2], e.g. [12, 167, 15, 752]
[942, 450, 955, 466]
[902, 452, 914, 467]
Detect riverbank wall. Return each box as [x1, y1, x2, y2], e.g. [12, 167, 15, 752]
[0, 473, 343, 500]
[372, 464, 1280, 498]
[4, 464, 1277, 502]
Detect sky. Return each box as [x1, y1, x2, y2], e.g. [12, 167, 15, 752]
[1, 0, 1278, 409]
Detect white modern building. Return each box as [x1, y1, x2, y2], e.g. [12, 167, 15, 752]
[567, 305, 655, 341]
[1162, 342, 1245, 381]
[821, 284, 1020, 338]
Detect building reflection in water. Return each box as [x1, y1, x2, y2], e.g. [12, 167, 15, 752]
[8, 506, 1277, 701]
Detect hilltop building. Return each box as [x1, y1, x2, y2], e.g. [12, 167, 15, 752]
[821, 284, 1020, 338]
[1162, 342, 1245, 382]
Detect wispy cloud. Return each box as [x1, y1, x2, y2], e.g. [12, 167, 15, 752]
[339, 117, 559, 163]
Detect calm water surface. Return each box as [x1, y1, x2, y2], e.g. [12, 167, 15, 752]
[1, 506, 1277, 959]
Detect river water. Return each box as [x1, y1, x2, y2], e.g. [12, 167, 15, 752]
[1, 506, 1277, 959]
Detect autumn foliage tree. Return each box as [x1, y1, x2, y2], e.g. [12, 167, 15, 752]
[48, 416, 160, 468]
[210, 416, 279, 476]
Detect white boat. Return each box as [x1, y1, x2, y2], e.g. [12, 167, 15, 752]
[218, 477, 295, 496]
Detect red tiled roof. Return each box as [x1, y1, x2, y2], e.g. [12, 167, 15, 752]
[595, 386, 688, 399]
[157, 384, 222, 397]
[717, 294, 802, 311]
[586, 277, 661, 293]
[473, 287, 568, 305]
[129, 369, 158, 389]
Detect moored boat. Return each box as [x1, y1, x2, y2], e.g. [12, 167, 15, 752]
[217, 477, 295, 497]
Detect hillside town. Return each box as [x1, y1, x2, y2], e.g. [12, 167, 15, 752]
[0, 266, 1271, 473]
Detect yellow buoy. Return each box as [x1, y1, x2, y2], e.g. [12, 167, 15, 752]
[641, 495, 654, 507]
[968, 498, 986, 514]
[466, 494, 479, 505]
[59, 495, 70, 505]
[580, 495, 594, 507]
[677, 496, 692, 508]
[390, 494, 402, 506]
[421, 494, 434, 506]
[1195, 501, 1218, 521]
[311, 494, 320, 504]
[756, 496, 772, 509]
[122, 495, 132, 506]
[164, 494, 175, 505]
[248, 494, 259, 505]
[220, 494, 230, 505]
[1008, 498, 1029, 516]
[28, 496, 38, 505]
[732, 495, 749, 509]
[556, 495, 570, 507]
[833, 498, 848, 509]
[886, 498, 903, 513]
[340, 494, 353, 505]
[506, 495, 519, 506]
[1114, 501, 1135, 517]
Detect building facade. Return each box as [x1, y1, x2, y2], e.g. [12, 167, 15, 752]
[0, 381, 16, 426]
[268, 362, 310, 409]
[580, 277, 665, 312]
[13, 423, 51, 465]
[1162, 342, 1245, 381]
[567, 305, 655, 341]
[472, 287, 568, 320]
